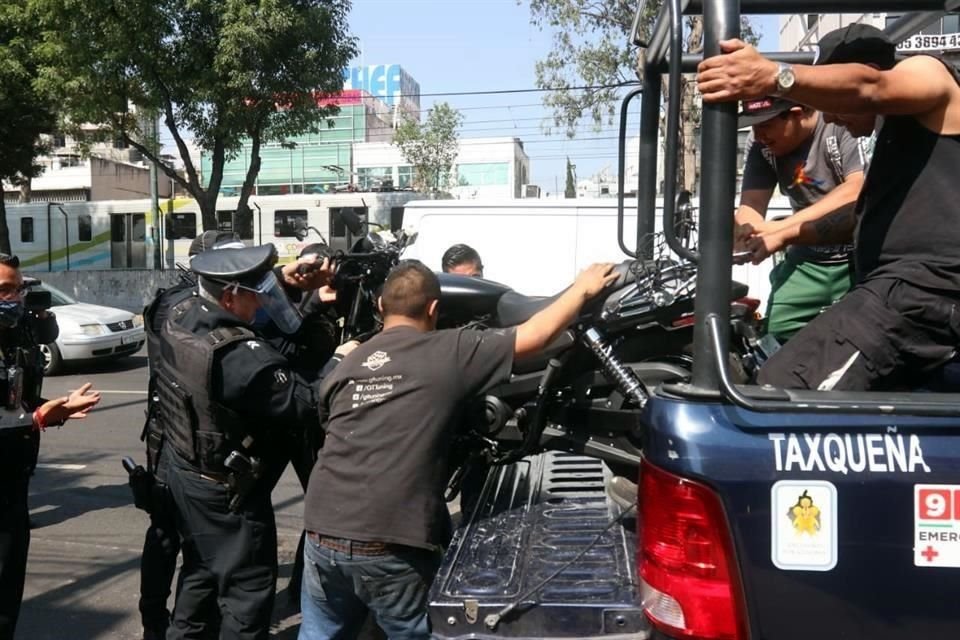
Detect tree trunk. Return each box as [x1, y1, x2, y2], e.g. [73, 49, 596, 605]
[661, 18, 704, 195]
[236, 138, 262, 222]
[199, 140, 227, 231]
[199, 192, 218, 233]
[682, 17, 704, 194]
[0, 198, 11, 255]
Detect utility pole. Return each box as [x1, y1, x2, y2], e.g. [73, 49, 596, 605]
[149, 112, 160, 270]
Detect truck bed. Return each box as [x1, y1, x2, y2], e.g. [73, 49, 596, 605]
[429, 452, 649, 639]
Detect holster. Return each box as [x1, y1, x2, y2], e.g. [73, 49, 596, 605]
[127, 464, 173, 519]
[225, 450, 262, 513]
[128, 464, 156, 512]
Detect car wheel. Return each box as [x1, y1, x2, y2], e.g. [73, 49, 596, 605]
[40, 343, 63, 376]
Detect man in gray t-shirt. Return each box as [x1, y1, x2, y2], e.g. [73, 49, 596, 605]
[735, 96, 865, 341]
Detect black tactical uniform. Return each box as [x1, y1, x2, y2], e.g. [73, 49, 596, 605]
[154, 245, 327, 639]
[0, 296, 58, 639]
[135, 272, 195, 639]
[134, 231, 244, 639]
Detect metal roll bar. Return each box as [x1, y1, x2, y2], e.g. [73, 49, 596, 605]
[660, 0, 700, 263]
[616, 89, 643, 259]
[684, 0, 954, 14]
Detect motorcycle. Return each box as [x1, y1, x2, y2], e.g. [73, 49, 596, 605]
[319, 211, 764, 484]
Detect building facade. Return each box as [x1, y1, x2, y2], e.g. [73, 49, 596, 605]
[195, 64, 529, 199]
[2, 126, 174, 205]
[780, 11, 960, 58]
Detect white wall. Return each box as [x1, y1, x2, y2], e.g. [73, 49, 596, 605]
[400, 197, 788, 309]
[779, 13, 885, 51]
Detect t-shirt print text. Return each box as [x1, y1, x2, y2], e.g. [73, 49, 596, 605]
[361, 350, 391, 371]
[348, 375, 403, 408]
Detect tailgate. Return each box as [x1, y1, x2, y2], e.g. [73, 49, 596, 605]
[429, 452, 649, 639]
[644, 397, 960, 640]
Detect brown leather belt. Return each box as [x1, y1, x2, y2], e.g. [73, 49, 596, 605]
[307, 532, 391, 556]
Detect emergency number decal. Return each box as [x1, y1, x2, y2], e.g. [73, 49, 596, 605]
[771, 480, 838, 572]
[914, 484, 960, 568]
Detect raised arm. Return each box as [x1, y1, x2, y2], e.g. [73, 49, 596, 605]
[514, 264, 617, 359]
[698, 41, 960, 133]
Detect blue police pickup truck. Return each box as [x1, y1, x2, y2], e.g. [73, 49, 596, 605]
[428, 1, 960, 639]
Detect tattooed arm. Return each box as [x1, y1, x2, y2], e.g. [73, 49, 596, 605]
[798, 203, 858, 245]
[744, 204, 856, 265]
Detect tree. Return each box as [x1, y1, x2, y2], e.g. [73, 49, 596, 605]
[0, 1, 55, 254]
[393, 103, 464, 193]
[32, 0, 358, 230]
[564, 157, 576, 198]
[526, 0, 759, 193]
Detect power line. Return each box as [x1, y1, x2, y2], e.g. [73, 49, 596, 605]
[395, 81, 638, 99]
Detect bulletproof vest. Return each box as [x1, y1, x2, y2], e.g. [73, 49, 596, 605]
[154, 296, 256, 471]
[144, 276, 195, 374]
[141, 280, 195, 468]
[0, 318, 48, 417]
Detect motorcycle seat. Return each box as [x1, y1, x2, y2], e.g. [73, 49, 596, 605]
[496, 291, 559, 328]
[438, 273, 514, 319]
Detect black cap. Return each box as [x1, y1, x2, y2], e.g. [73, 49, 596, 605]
[738, 97, 800, 128]
[814, 24, 897, 70]
[188, 231, 242, 257]
[190, 244, 277, 288]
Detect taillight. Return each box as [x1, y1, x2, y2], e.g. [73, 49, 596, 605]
[733, 296, 761, 314]
[731, 297, 762, 321]
[637, 460, 748, 640]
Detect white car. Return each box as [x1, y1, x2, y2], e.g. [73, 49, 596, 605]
[25, 279, 146, 375]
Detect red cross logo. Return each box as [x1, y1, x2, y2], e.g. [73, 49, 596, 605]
[921, 545, 940, 562]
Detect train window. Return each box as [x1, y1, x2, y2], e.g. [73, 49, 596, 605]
[20, 218, 34, 243]
[218, 209, 254, 240]
[329, 207, 367, 239]
[165, 213, 197, 240]
[217, 210, 234, 234]
[78, 214, 92, 242]
[275, 210, 307, 238]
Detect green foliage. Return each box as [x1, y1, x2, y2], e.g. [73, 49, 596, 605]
[564, 157, 576, 198]
[526, 0, 760, 138]
[31, 0, 358, 228]
[528, 0, 641, 137]
[393, 103, 464, 193]
[0, 0, 56, 253]
[0, 1, 54, 185]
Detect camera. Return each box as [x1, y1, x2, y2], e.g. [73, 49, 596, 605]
[24, 289, 51, 313]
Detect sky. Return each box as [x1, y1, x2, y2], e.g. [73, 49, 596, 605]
[161, 2, 779, 194]
[345, 0, 780, 193]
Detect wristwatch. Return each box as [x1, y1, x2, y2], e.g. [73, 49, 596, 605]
[772, 63, 796, 97]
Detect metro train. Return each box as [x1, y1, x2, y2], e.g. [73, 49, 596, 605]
[3, 191, 421, 271]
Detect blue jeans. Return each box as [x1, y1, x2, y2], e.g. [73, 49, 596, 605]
[299, 536, 441, 640]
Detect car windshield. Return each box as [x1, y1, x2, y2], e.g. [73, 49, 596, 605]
[31, 282, 77, 306]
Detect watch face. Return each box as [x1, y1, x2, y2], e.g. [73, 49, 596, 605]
[778, 67, 796, 89]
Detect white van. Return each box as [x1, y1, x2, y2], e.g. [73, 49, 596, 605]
[400, 197, 788, 308]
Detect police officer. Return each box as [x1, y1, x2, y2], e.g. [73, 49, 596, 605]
[155, 244, 342, 639]
[135, 230, 245, 640]
[0, 254, 101, 639]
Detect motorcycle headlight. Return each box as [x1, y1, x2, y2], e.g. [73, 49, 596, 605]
[80, 323, 106, 336]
